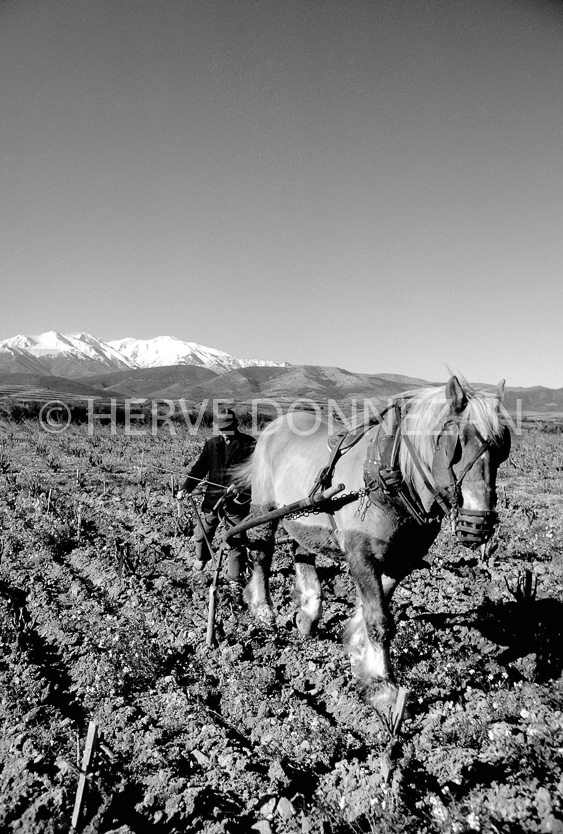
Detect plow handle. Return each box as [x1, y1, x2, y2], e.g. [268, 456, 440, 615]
[224, 483, 346, 543]
[205, 549, 225, 648]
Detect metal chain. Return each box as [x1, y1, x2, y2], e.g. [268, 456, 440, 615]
[283, 489, 364, 522]
[356, 488, 371, 521]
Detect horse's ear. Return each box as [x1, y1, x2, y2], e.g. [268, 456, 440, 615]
[446, 376, 467, 413]
[496, 379, 506, 402]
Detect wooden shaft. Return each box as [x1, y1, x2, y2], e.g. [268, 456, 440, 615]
[224, 483, 346, 542]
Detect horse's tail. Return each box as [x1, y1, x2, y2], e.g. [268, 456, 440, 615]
[231, 417, 285, 502]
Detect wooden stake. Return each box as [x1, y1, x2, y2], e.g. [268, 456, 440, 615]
[206, 584, 217, 647]
[71, 721, 98, 830]
[392, 687, 409, 737]
[117, 543, 124, 581]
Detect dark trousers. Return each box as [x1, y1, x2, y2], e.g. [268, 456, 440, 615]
[193, 506, 249, 579]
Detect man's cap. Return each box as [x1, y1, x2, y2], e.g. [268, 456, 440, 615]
[216, 408, 238, 429]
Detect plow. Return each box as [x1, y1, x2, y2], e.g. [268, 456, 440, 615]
[191, 481, 355, 647]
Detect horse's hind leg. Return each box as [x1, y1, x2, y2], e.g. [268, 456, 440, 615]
[344, 542, 398, 711]
[243, 506, 277, 626]
[293, 543, 322, 637]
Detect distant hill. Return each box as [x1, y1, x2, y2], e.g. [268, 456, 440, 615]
[0, 364, 425, 409]
[0, 372, 114, 402]
[1, 364, 561, 418]
[501, 386, 563, 416]
[74, 364, 425, 404]
[169, 365, 418, 404]
[79, 365, 220, 398]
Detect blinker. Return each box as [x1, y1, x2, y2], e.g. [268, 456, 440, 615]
[496, 425, 511, 464]
[437, 422, 460, 466]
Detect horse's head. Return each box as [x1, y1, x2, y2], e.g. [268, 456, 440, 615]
[430, 376, 511, 547]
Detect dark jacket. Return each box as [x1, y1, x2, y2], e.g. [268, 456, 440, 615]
[182, 431, 256, 513]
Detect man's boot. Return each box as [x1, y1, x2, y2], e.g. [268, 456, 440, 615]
[193, 540, 211, 572]
[227, 548, 244, 581]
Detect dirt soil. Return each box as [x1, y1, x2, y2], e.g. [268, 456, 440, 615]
[0, 421, 562, 833]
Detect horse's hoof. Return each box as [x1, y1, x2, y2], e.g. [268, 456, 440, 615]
[245, 600, 275, 627]
[255, 605, 276, 627]
[363, 681, 399, 713]
[242, 585, 275, 626]
[294, 610, 318, 637]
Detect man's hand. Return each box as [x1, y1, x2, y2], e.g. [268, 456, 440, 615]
[175, 489, 185, 501]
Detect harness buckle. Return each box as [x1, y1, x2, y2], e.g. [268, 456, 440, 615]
[377, 466, 404, 496]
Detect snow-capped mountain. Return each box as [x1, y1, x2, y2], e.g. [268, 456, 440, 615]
[107, 336, 242, 371]
[0, 332, 288, 377]
[4, 332, 131, 367]
[108, 336, 287, 372]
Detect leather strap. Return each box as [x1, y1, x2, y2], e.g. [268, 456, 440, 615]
[401, 434, 450, 516]
[309, 408, 391, 498]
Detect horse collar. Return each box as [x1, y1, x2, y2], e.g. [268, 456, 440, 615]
[363, 404, 440, 526]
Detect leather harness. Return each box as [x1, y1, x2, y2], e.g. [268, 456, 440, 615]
[307, 403, 506, 546]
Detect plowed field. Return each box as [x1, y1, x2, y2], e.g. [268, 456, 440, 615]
[0, 421, 562, 833]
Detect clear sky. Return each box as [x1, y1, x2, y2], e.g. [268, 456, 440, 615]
[1, 0, 562, 388]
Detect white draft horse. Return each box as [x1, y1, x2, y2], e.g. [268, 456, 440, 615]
[235, 377, 511, 711]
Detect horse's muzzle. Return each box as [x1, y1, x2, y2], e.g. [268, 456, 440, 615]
[454, 509, 498, 548]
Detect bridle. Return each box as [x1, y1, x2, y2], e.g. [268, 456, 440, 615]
[364, 405, 510, 547]
[429, 418, 500, 545]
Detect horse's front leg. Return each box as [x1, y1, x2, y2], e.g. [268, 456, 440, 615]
[344, 541, 398, 712]
[243, 507, 277, 626]
[293, 542, 322, 636]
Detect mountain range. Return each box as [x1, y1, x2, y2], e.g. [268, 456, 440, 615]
[0, 332, 288, 376]
[0, 332, 561, 416]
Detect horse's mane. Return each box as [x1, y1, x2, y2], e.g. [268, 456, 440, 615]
[395, 381, 505, 488]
